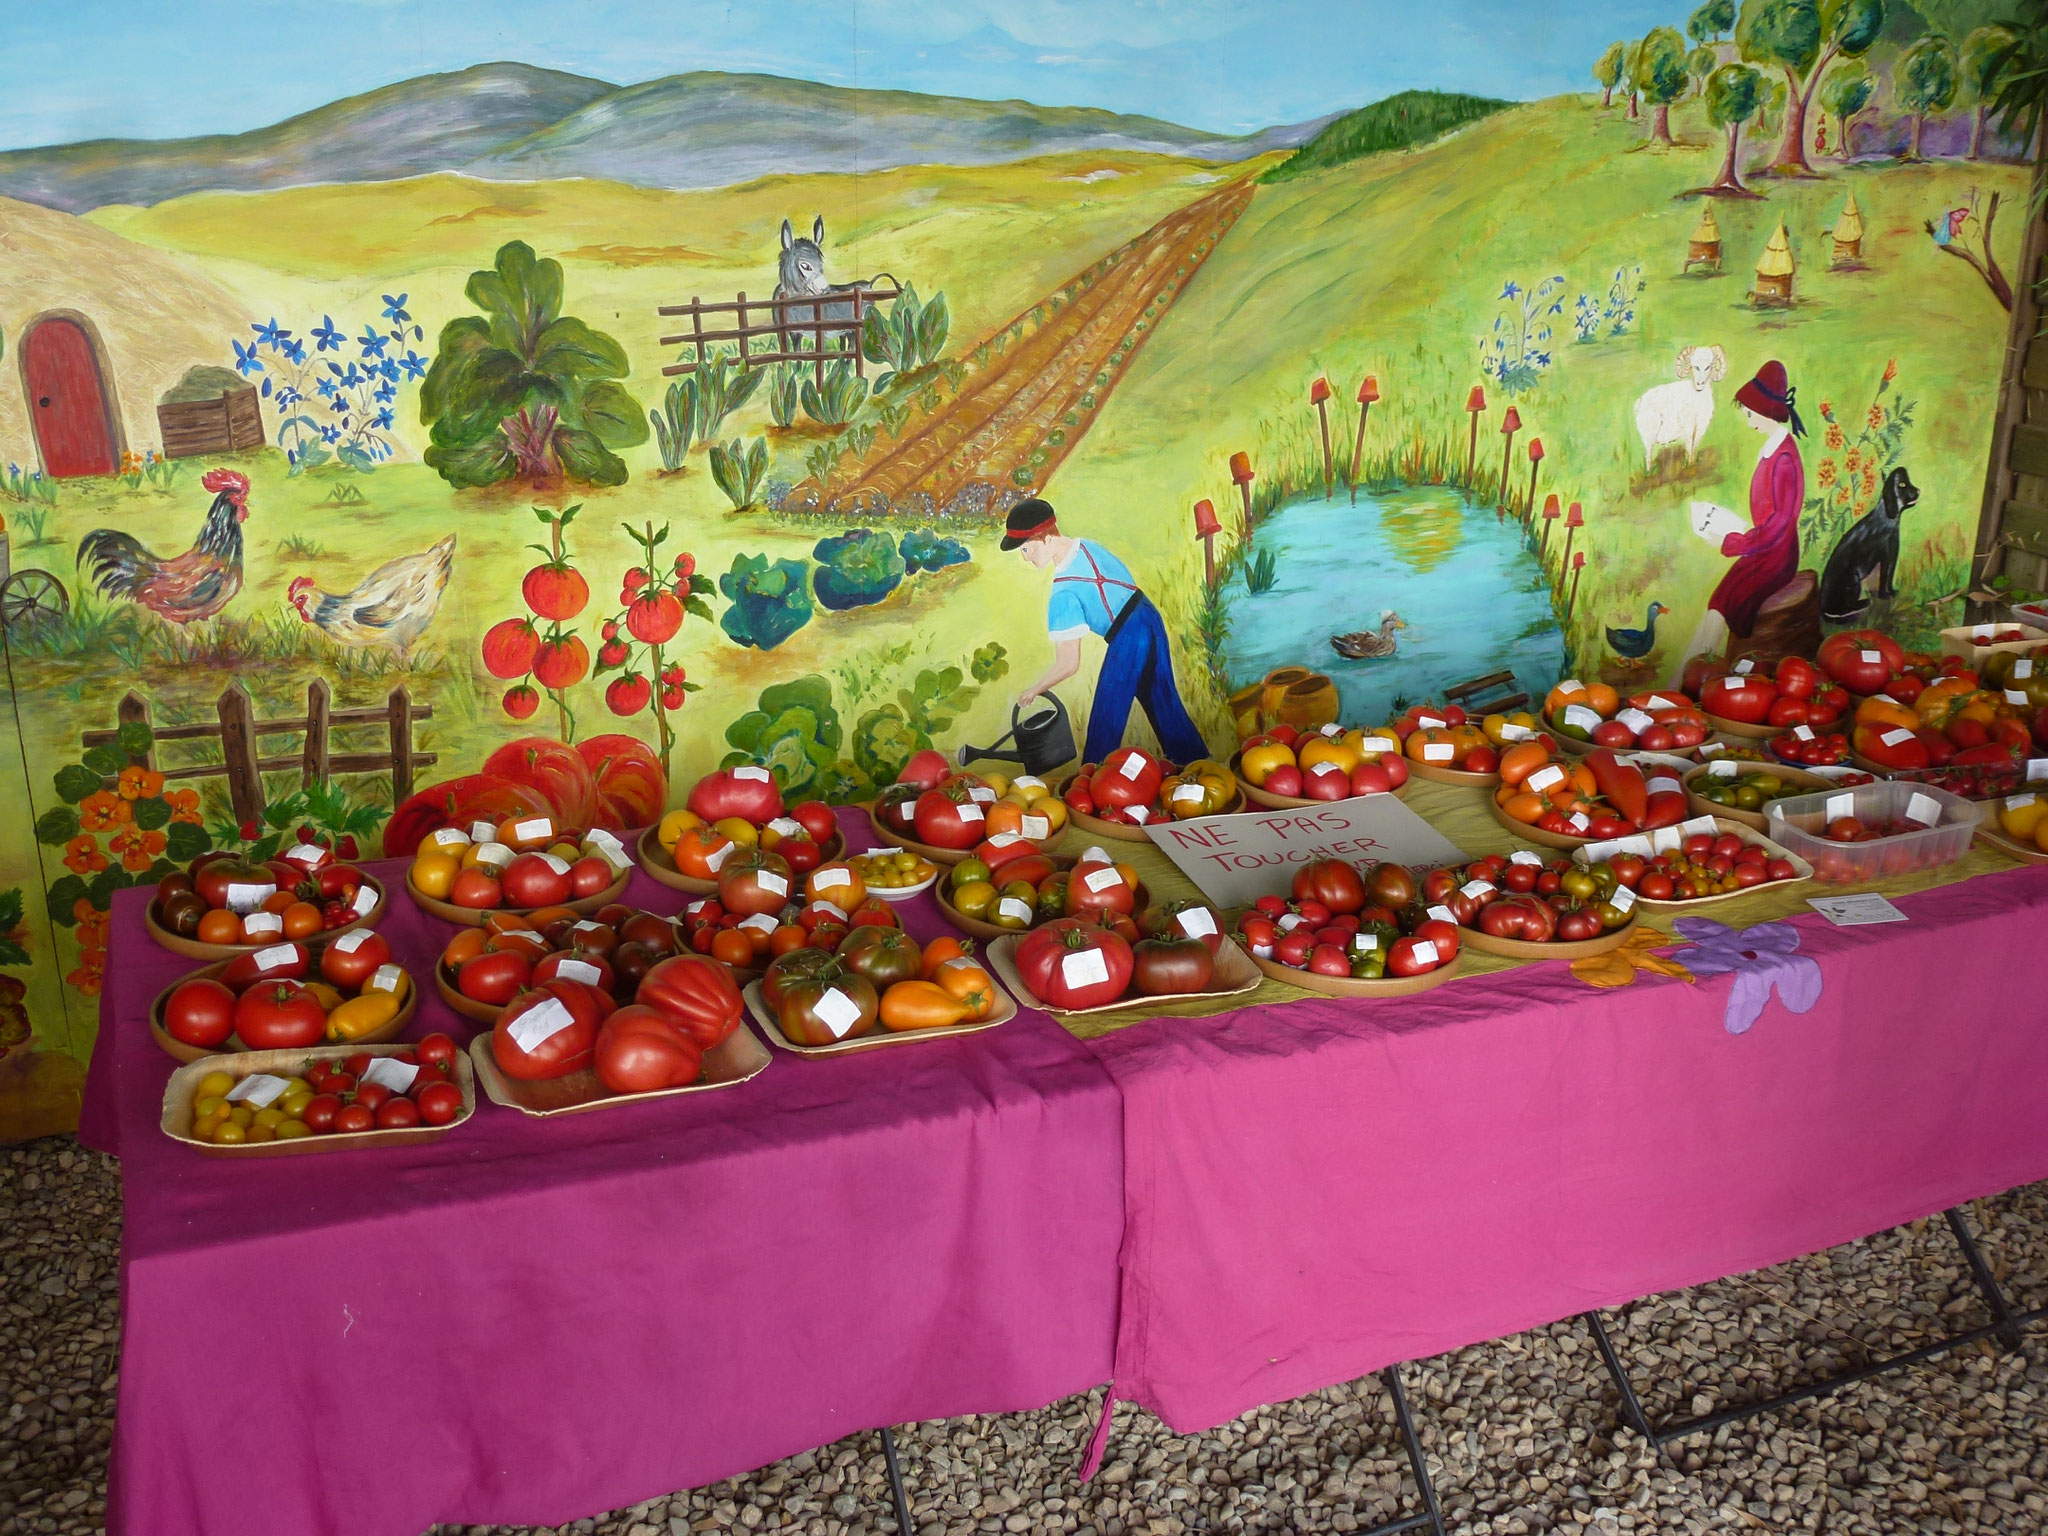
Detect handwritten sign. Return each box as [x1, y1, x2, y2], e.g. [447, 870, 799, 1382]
[1141, 796, 1468, 910]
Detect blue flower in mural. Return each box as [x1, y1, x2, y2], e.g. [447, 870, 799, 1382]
[397, 349, 427, 381]
[312, 316, 344, 352]
[319, 424, 341, 444]
[374, 407, 395, 430]
[251, 318, 291, 348]
[261, 377, 272, 398]
[276, 386, 301, 409]
[374, 380, 396, 404]
[281, 338, 307, 366]
[1500, 281, 1518, 300]
[231, 340, 265, 376]
[358, 327, 388, 359]
[315, 375, 338, 400]
[381, 294, 411, 325]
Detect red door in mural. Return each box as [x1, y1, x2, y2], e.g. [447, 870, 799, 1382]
[23, 318, 116, 478]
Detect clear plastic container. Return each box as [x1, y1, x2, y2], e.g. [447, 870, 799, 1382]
[1765, 780, 1980, 886]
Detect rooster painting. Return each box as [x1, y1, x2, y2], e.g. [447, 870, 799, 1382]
[78, 468, 248, 624]
[288, 535, 456, 661]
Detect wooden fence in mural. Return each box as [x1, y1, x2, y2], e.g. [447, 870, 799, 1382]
[81, 681, 435, 825]
[657, 284, 899, 385]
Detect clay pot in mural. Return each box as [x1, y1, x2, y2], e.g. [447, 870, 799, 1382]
[1229, 681, 1269, 741]
[1276, 673, 1341, 732]
[1259, 667, 1313, 722]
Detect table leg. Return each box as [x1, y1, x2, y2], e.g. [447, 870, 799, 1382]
[1944, 1206, 2023, 1353]
[880, 1425, 914, 1533]
[1355, 1365, 1446, 1536]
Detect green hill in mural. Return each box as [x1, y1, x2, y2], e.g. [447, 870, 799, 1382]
[1262, 89, 1510, 182]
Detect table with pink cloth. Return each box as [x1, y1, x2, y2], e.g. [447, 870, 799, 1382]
[78, 809, 1125, 1536]
[1079, 862, 2048, 1446]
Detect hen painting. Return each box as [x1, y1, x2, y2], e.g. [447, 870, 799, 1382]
[288, 534, 456, 662]
[77, 468, 248, 624]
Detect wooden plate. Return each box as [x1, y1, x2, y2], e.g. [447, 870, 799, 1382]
[149, 957, 415, 1064]
[1229, 751, 1410, 810]
[638, 824, 846, 896]
[864, 804, 977, 865]
[1555, 733, 1701, 762]
[433, 961, 506, 1027]
[1574, 817, 1814, 911]
[160, 1043, 470, 1156]
[1243, 943, 1464, 998]
[1403, 757, 1501, 788]
[930, 860, 1153, 943]
[1487, 795, 1599, 849]
[1052, 773, 1245, 843]
[1976, 823, 2048, 865]
[405, 866, 630, 927]
[466, 1021, 771, 1116]
[983, 931, 1261, 1017]
[741, 978, 1013, 1055]
[1682, 763, 1842, 831]
[145, 874, 389, 962]
[1458, 914, 1640, 961]
[1703, 712, 1778, 741]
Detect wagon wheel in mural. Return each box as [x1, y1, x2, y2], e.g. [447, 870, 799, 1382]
[808, 177, 1255, 516]
[0, 569, 70, 633]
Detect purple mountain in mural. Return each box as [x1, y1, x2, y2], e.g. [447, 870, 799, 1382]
[0, 64, 1331, 213]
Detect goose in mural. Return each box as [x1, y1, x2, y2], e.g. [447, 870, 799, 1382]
[1605, 601, 1669, 661]
[76, 468, 247, 624]
[1329, 611, 1406, 660]
[287, 535, 456, 661]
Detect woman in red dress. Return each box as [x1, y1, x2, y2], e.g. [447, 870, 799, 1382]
[1674, 359, 1806, 675]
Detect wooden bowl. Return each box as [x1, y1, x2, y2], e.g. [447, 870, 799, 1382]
[1487, 795, 1599, 849]
[1976, 823, 2048, 865]
[1575, 817, 1814, 911]
[467, 1023, 771, 1116]
[405, 865, 631, 928]
[1682, 763, 1840, 832]
[930, 859, 1155, 943]
[1244, 944, 1463, 998]
[149, 957, 415, 1064]
[162, 1042, 474, 1156]
[1555, 732, 1701, 762]
[1052, 773, 1244, 842]
[1703, 711, 1779, 741]
[1458, 914, 1639, 961]
[145, 874, 389, 962]
[864, 804, 977, 865]
[637, 823, 845, 896]
[1403, 757, 1501, 789]
[433, 961, 506, 1027]
[1229, 751, 1410, 810]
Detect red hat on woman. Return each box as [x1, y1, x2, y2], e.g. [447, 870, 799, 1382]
[1734, 359, 1805, 436]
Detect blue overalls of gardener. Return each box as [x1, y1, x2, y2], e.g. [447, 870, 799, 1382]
[1005, 497, 1209, 766]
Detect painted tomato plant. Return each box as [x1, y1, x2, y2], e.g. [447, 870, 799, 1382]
[593, 521, 715, 777]
[482, 505, 591, 738]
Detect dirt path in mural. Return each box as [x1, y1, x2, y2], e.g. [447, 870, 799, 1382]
[795, 176, 1254, 516]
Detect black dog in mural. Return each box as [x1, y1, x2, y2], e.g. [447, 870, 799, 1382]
[1818, 466, 1920, 624]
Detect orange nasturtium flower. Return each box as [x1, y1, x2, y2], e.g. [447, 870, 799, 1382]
[63, 835, 107, 876]
[117, 765, 166, 800]
[77, 790, 129, 832]
[110, 825, 168, 872]
[66, 963, 103, 998]
[164, 787, 203, 825]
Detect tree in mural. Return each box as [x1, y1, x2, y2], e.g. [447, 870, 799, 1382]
[420, 241, 648, 489]
[1688, 43, 1721, 97]
[1735, 0, 1887, 177]
[1819, 59, 1874, 157]
[1635, 27, 1692, 142]
[1595, 41, 1627, 107]
[1691, 0, 1738, 42]
[1961, 24, 2020, 158]
[1898, 33, 1960, 159]
[592, 524, 714, 779]
[1696, 62, 1767, 195]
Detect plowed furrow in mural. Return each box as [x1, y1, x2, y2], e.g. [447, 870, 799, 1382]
[818, 177, 1252, 514]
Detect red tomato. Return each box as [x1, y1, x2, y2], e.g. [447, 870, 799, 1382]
[789, 800, 837, 844]
[635, 953, 744, 1048]
[416, 1033, 457, 1070]
[232, 982, 326, 1050]
[1290, 858, 1366, 914]
[374, 1096, 421, 1129]
[593, 1004, 705, 1093]
[533, 949, 615, 994]
[334, 1103, 376, 1134]
[458, 950, 533, 1004]
[301, 1094, 343, 1132]
[1014, 919, 1134, 1008]
[500, 852, 574, 908]
[491, 980, 607, 1080]
[415, 1080, 463, 1126]
[911, 782, 989, 849]
[163, 978, 236, 1049]
[318, 929, 391, 990]
[355, 1082, 392, 1112]
[220, 941, 310, 991]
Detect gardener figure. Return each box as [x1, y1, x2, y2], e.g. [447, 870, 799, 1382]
[1006, 498, 1209, 766]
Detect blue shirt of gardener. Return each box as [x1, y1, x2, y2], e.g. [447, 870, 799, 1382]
[1045, 540, 1138, 640]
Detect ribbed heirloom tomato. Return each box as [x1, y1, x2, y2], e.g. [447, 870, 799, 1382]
[635, 953, 743, 1048]
[1015, 919, 1134, 1009]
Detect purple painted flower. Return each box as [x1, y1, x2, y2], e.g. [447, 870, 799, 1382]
[1669, 918, 1823, 1035]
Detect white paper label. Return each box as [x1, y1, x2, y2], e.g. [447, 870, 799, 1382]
[1319, 723, 1344, 738]
[1527, 765, 1566, 794]
[1419, 743, 1453, 763]
[1084, 866, 1123, 893]
[1426, 904, 1455, 924]
[1555, 680, 1585, 697]
[1699, 741, 1729, 757]
[573, 919, 608, 936]
[1013, 776, 1046, 793]
[474, 842, 513, 870]
[359, 1057, 418, 1093]
[1118, 754, 1147, 782]
[967, 786, 996, 803]
[537, 853, 570, 875]
[1860, 650, 1883, 665]
[496, 929, 545, 948]
[1568, 812, 1591, 833]
[507, 997, 575, 1052]
[1905, 791, 1942, 827]
[732, 767, 771, 783]
[1127, 805, 1151, 824]
[1641, 695, 1682, 712]
[998, 897, 1035, 924]
[225, 881, 275, 915]
[1973, 624, 1994, 639]
[555, 958, 602, 985]
[806, 901, 847, 924]
[703, 842, 731, 872]
[1460, 879, 1494, 900]
[1251, 943, 1273, 958]
[1175, 907, 1218, 938]
[284, 842, 326, 867]
[1563, 705, 1602, 731]
[1710, 760, 1739, 778]
[1618, 834, 1656, 857]
[1360, 736, 1400, 754]
[226, 1073, 290, 1108]
[737, 913, 777, 934]
[250, 942, 297, 972]
[1647, 776, 1683, 796]
[1277, 913, 1305, 931]
[1651, 827, 1681, 853]
[332, 929, 372, 954]
[1081, 845, 1112, 865]
[956, 801, 984, 823]
[242, 911, 284, 939]
[684, 899, 712, 916]
[1497, 724, 1533, 741]
[1172, 783, 1208, 803]
[2008, 792, 2038, 811]
[366, 963, 404, 994]
[1616, 709, 1655, 734]
[766, 818, 805, 839]
[513, 818, 553, 842]
[1021, 815, 1051, 839]
[1826, 793, 1857, 821]
[1510, 850, 1544, 866]
[1880, 728, 1915, 747]
[1610, 885, 1636, 913]
[1060, 948, 1111, 988]
[2030, 760, 2048, 783]
[350, 884, 377, 917]
[1417, 714, 1447, 729]
[1679, 816, 1720, 838]
[469, 821, 498, 842]
[812, 866, 850, 891]
[2015, 659, 2035, 679]
[1351, 932, 1379, 952]
[429, 828, 471, 850]
[755, 871, 789, 897]
[1734, 658, 1755, 675]
[1410, 940, 1440, 966]
[586, 828, 626, 857]
[2008, 689, 2031, 706]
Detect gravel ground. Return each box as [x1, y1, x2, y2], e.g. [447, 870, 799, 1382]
[3, 1138, 2044, 1536]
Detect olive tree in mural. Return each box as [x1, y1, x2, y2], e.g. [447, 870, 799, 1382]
[1819, 59, 1874, 156]
[420, 241, 647, 488]
[1735, 0, 1886, 177]
[1690, 0, 1737, 42]
[1694, 62, 1766, 195]
[1594, 41, 1629, 107]
[1634, 28, 1692, 142]
[1898, 33, 1961, 160]
[1962, 25, 2021, 158]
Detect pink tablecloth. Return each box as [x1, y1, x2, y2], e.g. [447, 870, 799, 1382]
[79, 811, 1124, 1536]
[1082, 862, 2048, 1439]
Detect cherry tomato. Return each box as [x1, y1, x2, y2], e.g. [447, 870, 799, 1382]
[354, 1082, 392, 1113]
[416, 1033, 458, 1070]
[334, 1103, 375, 1134]
[300, 1094, 342, 1133]
[343, 1051, 375, 1078]
[375, 1097, 421, 1130]
[415, 1080, 463, 1126]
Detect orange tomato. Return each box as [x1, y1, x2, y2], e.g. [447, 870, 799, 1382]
[672, 826, 736, 879]
[919, 935, 977, 980]
[984, 800, 1026, 838]
[930, 959, 998, 1019]
[281, 901, 323, 939]
[1498, 741, 1550, 786]
[1502, 791, 1544, 824]
[196, 909, 243, 945]
[878, 979, 976, 1031]
[769, 923, 809, 956]
[487, 928, 549, 962]
[710, 929, 753, 968]
[442, 928, 488, 968]
[261, 890, 297, 915]
[522, 905, 579, 931]
[1583, 683, 1620, 716]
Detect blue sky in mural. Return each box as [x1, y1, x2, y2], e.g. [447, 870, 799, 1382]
[2, 0, 1672, 148]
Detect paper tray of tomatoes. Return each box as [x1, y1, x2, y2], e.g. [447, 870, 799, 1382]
[161, 1043, 475, 1157]
[1572, 820, 1813, 911]
[984, 928, 1259, 1018]
[740, 976, 1014, 1057]
[466, 1019, 772, 1117]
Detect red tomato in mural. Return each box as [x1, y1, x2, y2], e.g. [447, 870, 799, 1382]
[484, 738, 598, 829]
[578, 735, 666, 829]
[481, 617, 543, 680]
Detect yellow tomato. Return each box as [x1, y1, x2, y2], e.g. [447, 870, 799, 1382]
[192, 1094, 228, 1123]
[1239, 741, 1297, 786]
[1009, 775, 1052, 805]
[210, 1121, 247, 1145]
[2000, 795, 2048, 840]
[327, 994, 402, 1041]
[657, 808, 702, 852]
[462, 841, 514, 873]
[192, 1071, 236, 1104]
[1021, 798, 1069, 839]
[713, 817, 759, 848]
[411, 849, 461, 898]
[977, 771, 1012, 799]
[496, 815, 558, 852]
[274, 1120, 313, 1141]
[302, 981, 345, 1013]
[1296, 735, 1361, 775]
[951, 879, 998, 919]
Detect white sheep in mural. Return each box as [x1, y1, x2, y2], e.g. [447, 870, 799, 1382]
[1633, 344, 1727, 468]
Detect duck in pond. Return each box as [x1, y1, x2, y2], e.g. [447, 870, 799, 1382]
[1331, 610, 1405, 660]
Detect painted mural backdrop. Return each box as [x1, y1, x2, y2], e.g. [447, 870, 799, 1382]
[0, 0, 2027, 1136]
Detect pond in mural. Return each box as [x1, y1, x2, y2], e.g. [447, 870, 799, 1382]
[1219, 486, 1568, 725]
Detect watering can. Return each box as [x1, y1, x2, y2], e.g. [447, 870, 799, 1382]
[958, 693, 1078, 778]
